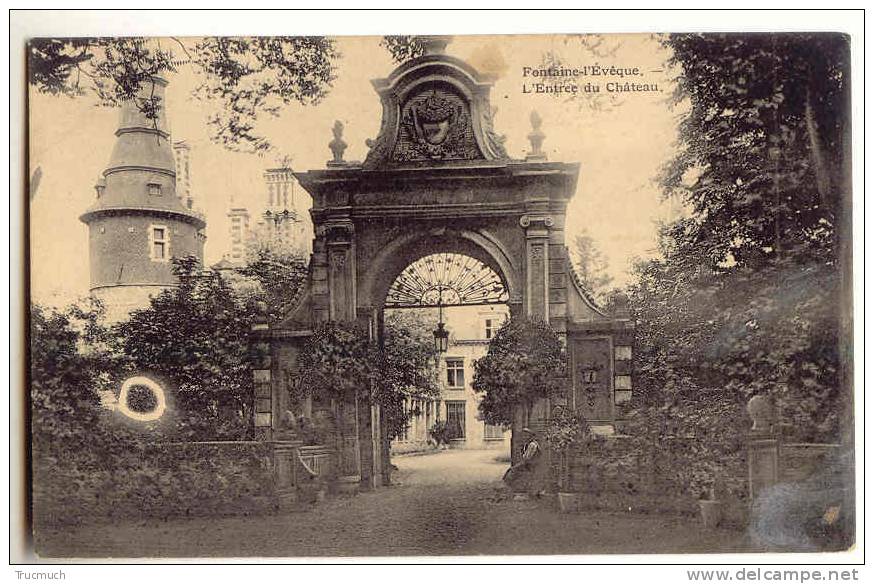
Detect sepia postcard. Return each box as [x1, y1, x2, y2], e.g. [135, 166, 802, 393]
[15, 11, 861, 567]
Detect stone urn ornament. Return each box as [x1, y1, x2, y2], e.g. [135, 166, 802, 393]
[698, 483, 725, 529]
[328, 120, 348, 167]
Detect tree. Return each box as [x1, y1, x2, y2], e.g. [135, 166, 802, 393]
[294, 312, 440, 442]
[29, 35, 420, 153]
[617, 33, 852, 500]
[571, 228, 613, 303]
[30, 301, 120, 452]
[294, 321, 374, 405]
[236, 243, 309, 323]
[380, 310, 440, 440]
[661, 33, 850, 269]
[116, 256, 256, 440]
[473, 317, 566, 427]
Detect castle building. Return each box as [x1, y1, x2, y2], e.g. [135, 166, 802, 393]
[226, 207, 251, 264]
[392, 304, 511, 454]
[256, 164, 313, 254]
[219, 163, 312, 267]
[80, 77, 206, 322]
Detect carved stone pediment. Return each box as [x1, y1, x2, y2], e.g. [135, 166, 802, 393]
[364, 53, 509, 169]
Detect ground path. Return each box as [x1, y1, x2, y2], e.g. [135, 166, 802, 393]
[35, 449, 752, 558]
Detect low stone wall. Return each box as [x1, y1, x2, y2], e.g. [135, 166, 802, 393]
[779, 443, 844, 483]
[391, 440, 436, 455]
[33, 441, 279, 527]
[558, 436, 748, 525]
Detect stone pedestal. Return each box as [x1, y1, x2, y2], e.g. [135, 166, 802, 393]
[748, 437, 779, 500]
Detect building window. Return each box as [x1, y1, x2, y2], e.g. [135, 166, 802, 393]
[446, 358, 465, 389]
[485, 319, 495, 339]
[149, 225, 169, 261]
[445, 401, 465, 439]
[484, 423, 505, 440]
[147, 183, 162, 196]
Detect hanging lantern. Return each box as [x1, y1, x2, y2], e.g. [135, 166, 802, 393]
[433, 321, 449, 353]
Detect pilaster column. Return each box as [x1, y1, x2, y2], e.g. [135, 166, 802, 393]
[250, 302, 273, 441]
[520, 214, 554, 320]
[747, 395, 780, 501]
[321, 220, 357, 322]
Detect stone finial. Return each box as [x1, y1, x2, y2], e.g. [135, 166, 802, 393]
[526, 110, 547, 161]
[611, 291, 630, 318]
[421, 35, 453, 56]
[328, 120, 348, 166]
[747, 395, 775, 436]
[278, 154, 293, 170]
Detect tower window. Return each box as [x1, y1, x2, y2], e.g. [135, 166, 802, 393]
[148, 183, 162, 196]
[149, 225, 169, 261]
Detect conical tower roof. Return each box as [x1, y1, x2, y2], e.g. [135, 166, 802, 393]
[80, 77, 204, 228]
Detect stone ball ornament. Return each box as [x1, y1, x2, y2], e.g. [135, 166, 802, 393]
[747, 394, 775, 435]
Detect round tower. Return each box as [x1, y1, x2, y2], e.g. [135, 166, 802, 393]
[80, 77, 206, 322]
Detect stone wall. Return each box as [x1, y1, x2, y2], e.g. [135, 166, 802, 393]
[558, 436, 748, 524]
[33, 441, 282, 527]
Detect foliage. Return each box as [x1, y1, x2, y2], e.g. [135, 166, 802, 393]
[29, 35, 423, 153]
[544, 406, 592, 454]
[429, 420, 453, 446]
[473, 317, 567, 427]
[294, 312, 440, 442]
[661, 33, 849, 268]
[380, 36, 426, 64]
[379, 310, 440, 440]
[608, 33, 852, 503]
[29, 300, 129, 454]
[33, 441, 276, 527]
[191, 37, 340, 152]
[235, 243, 309, 322]
[116, 256, 256, 440]
[571, 227, 613, 303]
[544, 406, 594, 491]
[295, 320, 374, 403]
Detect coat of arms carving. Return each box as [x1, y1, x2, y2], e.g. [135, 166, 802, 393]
[395, 88, 478, 162]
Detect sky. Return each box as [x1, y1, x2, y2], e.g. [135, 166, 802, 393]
[28, 34, 683, 307]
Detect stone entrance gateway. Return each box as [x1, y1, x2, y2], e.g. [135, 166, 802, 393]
[252, 37, 633, 492]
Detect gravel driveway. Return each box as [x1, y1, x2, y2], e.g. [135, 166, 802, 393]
[34, 449, 751, 558]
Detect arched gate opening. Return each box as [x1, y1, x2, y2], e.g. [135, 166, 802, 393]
[249, 37, 634, 495]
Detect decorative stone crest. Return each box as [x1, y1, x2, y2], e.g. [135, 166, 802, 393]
[362, 37, 510, 169]
[396, 88, 475, 162]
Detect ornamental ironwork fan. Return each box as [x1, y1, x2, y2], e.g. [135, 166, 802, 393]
[385, 253, 508, 308]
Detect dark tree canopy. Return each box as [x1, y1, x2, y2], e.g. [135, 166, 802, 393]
[473, 317, 566, 427]
[626, 33, 852, 459]
[661, 33, 850, 269]
[28, 35, 426, 153]
[116, 256, 256, 440]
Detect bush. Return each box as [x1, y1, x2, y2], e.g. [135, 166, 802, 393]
[474, 317, 566, 427]
[429, 420, 453, 446]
